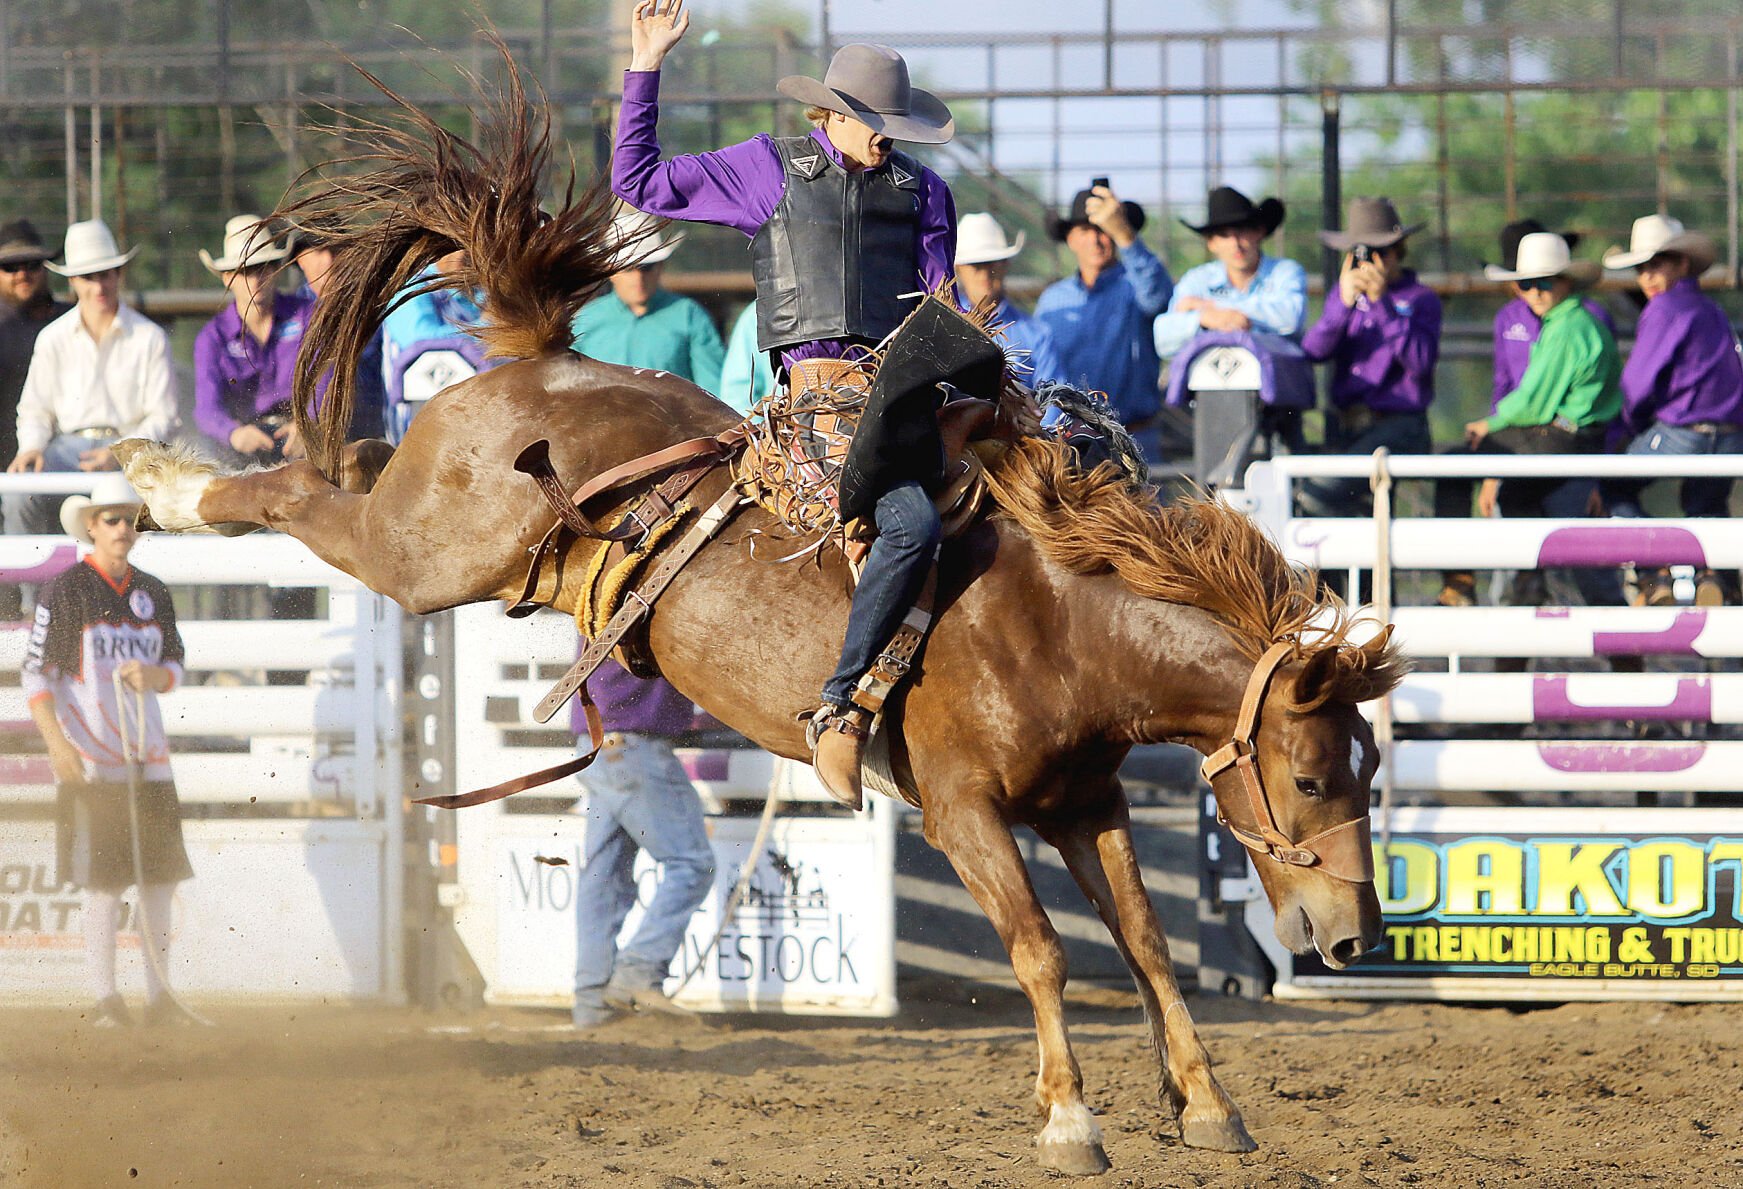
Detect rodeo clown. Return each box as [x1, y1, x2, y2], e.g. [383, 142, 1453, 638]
[611, 0, 967, 809]
[24, 473, 196, 1027]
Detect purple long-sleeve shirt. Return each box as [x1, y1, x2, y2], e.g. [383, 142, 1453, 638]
[1301, 270, 1441, 414]
[1492, 296, 1617, 412]
[193, 292, 314, 443]
[1619, 278, 1743, 434]
[612, 69, 956, 369]
[571, 649, 696, 738]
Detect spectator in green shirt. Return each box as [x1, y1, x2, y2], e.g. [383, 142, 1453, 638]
[571, 212, 725, 392]
[1435, 232, 1622, 607]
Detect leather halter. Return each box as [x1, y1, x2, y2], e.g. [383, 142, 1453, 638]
[1199, 641, 1376, 885]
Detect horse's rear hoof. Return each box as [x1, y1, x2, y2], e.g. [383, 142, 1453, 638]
[1037, 1140, 1110, 1176]
[109, 438, 157, 468]
[1181, 1115, 1257, 1153]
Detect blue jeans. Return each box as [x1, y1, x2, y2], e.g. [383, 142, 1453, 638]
[572, 732, 716, 1010]
[822, 480, 942, 707]
[1605, 421, 1743, 519]
[4, 432, 120, 537]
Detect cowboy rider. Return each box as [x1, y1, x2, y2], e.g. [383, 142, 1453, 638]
[611, 0, 958, 810]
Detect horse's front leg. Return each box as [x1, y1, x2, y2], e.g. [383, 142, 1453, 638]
[922, 792, 1109, 1176]
[1041, 795, 1256, 1154]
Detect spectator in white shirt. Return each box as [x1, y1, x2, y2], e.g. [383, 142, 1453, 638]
[6, 221, 177, 534]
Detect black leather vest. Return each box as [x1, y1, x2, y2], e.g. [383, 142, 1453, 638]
[751, 134, 924, 354]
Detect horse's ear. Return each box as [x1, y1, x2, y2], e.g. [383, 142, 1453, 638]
[1345, 624, 1409, 704]
[1290, 646, 1341, 713]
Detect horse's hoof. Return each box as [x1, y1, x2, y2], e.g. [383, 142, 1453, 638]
[1036, 1140, 1111, 1176]
[1181, 1115, 1257, 1153]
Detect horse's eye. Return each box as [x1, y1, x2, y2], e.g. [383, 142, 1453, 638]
[1295, 776, 1326, 798]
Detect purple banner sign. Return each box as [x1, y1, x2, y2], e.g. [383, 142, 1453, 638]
[1532, 675, 1712, 722]
[1537, 526, 1708, 569]
[1591, 610, 1707, 655]
[0, 544, 80, 585]
[1536, 741, 1706, 773]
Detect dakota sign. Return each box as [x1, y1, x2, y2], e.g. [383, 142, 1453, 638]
[1343, 816, 1743, 982]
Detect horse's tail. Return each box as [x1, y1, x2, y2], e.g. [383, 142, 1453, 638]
[272, 35, 626, 480]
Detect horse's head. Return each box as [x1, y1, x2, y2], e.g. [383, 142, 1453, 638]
[1202, 628, 1405, 971]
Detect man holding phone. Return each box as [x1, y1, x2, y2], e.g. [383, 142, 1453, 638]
[1298, 197, 1442, 517]
[1035, 177, 1173, 460]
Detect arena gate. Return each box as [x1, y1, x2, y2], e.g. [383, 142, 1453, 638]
[1198, 453, 1743, 1002]
[0, 474, 406, 1003]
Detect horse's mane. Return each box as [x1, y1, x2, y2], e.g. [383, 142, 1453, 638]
[272, 37, 624, 481]
[982, 436, 1408, 709]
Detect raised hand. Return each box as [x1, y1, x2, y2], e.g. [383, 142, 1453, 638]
[630, 0, 690, 72]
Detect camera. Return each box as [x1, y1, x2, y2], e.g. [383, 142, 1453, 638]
[1090, 176, 1110, 191]
[1352, 243, 1373, 265]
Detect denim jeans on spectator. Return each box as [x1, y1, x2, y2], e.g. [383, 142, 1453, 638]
[1296, 410, 1432, 519]
[3, 431, 120, 537]
[1603, 421, 1743, 519]
[572, 731, 716, 1012]
[1434, 423, 1624, 607]
[822, 480, 942, 707]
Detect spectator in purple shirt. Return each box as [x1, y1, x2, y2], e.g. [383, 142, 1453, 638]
[1491, 219, 1617, 411]
[192, 216, 312, 463]
[614, 0, 959, 812]
[1298, 198, 1442, 518]
[1602, 215, 1743, 605]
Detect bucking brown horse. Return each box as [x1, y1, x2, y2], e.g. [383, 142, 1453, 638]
[113, 52, 1405, 1176]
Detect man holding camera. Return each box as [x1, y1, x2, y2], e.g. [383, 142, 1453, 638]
[1035, 178, 1173, 458]
[1298, 197, 1442, 517]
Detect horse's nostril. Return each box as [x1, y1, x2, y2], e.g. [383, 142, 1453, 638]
[1329, 936, 1367, 967]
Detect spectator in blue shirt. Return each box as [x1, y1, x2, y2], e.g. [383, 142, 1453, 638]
[718, 301, 775, 415]
[1035, 182, 1172, 456]
[1153, 187, 1307, 358]
[952, 212, 1061, 386]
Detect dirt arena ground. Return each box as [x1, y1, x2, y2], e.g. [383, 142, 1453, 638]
[5, 978, 1742, 1189]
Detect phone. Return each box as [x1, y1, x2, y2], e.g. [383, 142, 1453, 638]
[1090, 176, 1110, 191]
[1352, 243, 1373, 265]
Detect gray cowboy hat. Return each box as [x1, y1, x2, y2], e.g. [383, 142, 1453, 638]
[1317, 197, 1425, 251]
[777, 43, 954, 145]
[0, 219, 57, 267]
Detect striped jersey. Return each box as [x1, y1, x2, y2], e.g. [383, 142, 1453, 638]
[22, 556, 185, 782]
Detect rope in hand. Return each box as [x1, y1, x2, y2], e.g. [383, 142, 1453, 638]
[112, 667, 215, 1028]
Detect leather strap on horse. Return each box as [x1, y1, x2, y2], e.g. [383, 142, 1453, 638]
[509, 429, 745, 615]
[1200, 640, 1375, 884]
[848, 560, 939, 718]
[535, 483, 747, 725]
[413, 687, 606, 810]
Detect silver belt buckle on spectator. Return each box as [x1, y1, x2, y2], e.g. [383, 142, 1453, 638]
[67, 425, 120, 439]
[1551, 415, 1577, 434]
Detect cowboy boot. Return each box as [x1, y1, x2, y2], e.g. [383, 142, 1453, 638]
[808, 705, 869, 811]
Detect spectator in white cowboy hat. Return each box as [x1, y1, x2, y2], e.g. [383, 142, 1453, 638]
[1153, 186, 1306, 359]
[1433, 232, 1623, 608]
[1034, 181, 1173, 455]
[953, 211, 1062, 386]
[6, 220, 177, 535]
[24, 472, 197, 1028]
[570, 211, 724, 396]
[1297, 197, 1441, 519]
[193, 215, 313, 463]
[1601, 214, 1743, 605]
[1490, 218, 1616, 414]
